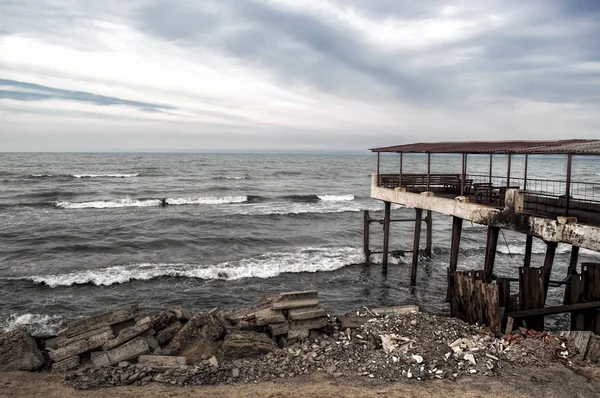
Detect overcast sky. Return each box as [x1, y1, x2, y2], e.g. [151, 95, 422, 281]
[1, 0, 599, 152]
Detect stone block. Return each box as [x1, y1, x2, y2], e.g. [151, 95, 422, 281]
[172, 307, 193, 321]
[49, 329, 114, 362]
[370, 305, 419, 316]
[338, 316, 370, 329]
[65, 304, 138, 337]
[138, 355, 186, 366]
[111, 319, 136, 337]
[92, 337, 149, 367]
[102, 317, 151, 351]
[156, 321, 183, 345]
[51, 355, 80, 372]
[0, 329, 44, 371]
[268, 322, 289, 336]
[254, 308, 285, 326]
[289, 316, 328, 331]
[151, 310, 178, 332]
[272, 291, 319, 310]
[288, 307, 326, 321]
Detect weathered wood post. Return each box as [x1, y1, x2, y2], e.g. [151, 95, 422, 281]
[382, 201, 391, 273]
[542, 241, 558, 301]
[425, 210, 433, 257]
[447, 216, 463, 304]
[563, 246, 579, 304]
[411, 208, 423, 286]
[519, 267, 545, 330]
[484, 226, 500, 281]
[524, 235, 533, 267]
[363, 210, 370, 260]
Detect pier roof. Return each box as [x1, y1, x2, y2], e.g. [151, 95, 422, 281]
[369, 139, 600, 155]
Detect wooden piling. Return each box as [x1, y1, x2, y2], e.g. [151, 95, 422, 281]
[411, 208, 423, 286]
[570, 274, 585, 330]
[363, 210, 370, 259]
[382, 202, 391, 273]
[542, 241, 557, 301]
[519, 267, 545, 331]
[563, 246, 579, 304]
[524, 235, 533, 268]
[425, 210, 433, 257]
[449, 217, 463, 274]
[497, 278, 511, 312]
[484, 226, 499, 281]
[582, 263, 600, 333]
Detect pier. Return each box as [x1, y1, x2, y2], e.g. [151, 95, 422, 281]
[365, 139, 600, 335]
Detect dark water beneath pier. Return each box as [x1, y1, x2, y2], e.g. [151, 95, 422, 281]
[1, 153, 599, 334]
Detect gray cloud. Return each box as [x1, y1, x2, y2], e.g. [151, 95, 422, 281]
[0, 79, 174, 111]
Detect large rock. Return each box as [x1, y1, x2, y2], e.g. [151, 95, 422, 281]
[0, 329, 44, 371]
[288, 307, 326, 321]
[222, 330, 278, 359]
[162, 313, 224, 356]
[46, 325, 113, 350]
[151, 310, 178, 332]
[156, 321, 183, 346]
[254, 308, 285, 326]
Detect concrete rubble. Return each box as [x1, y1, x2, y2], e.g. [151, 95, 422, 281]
[1, 290, 599, 390]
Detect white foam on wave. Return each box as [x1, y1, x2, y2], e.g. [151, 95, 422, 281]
[72, 173, 139, 178]
[31, 174, 53, 177]
[0, 313, 64, 335]
[56, 196, 249, 209]
[497, 243, 573, 255]
[26, 246, 366, 287]
[56, 198, 162, 209]
[166, 196, 248, 205]
[317, 194, 355, 201]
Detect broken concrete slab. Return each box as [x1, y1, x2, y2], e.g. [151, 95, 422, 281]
[156, 321, 183, 346]
[46, 325, 113, 350]
[138, 355, 186, 366]
[151, 310, 178, 332]
[288, 307, 326, 321]
[268, 322, 289, 336]
[289, 316, 328, 331]
[254, 308, 285, 326]
[370, 305, 419, 316]
[49, 329, 114, 362]
[102, 317, 152, 351]
[338, 316, 370, 329]
[0, 329, 44, 371]
[65, 304, 138, 337]
[51, 355, 80, 372]
[272, 291, 319, 310]
[91, 337, 150, 367]
[171, 307, 193, 322]
[163, 313, 224, 356]
[222, 330, 278, 359]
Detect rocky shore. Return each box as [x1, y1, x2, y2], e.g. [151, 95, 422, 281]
[1, 290, 599, 391]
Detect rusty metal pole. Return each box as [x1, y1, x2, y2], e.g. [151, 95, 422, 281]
[427, 152, 431, 191]
[566, 154, 572, 216]
[524, 154, 529, 190]
[489, 154, 493, 185]
[411, 208, 423, 286]
[377, 152, 381, 187]
[425, 210, 433, 257]
[506, 153, 512, 188]
[382, 201, 391, 273]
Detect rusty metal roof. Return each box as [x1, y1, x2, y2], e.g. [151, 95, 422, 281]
[369, 139, 600, 155]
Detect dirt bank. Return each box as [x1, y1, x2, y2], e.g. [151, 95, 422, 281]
[2, 363, 600, 398]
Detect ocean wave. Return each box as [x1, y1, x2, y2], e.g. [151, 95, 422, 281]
[497, 243, 572, 255]
[23, 246, 366, 287]
[211, 176, 249, 180]
[317, 194, 355, 201]
[55, 195, 250, 209]
[72, 173, 139, 178]
[0, 313, 64, 335]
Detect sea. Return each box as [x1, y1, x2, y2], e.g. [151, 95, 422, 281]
[1, 152, 599, 335]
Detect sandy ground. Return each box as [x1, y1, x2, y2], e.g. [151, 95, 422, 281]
[2, 364, 600, 398]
